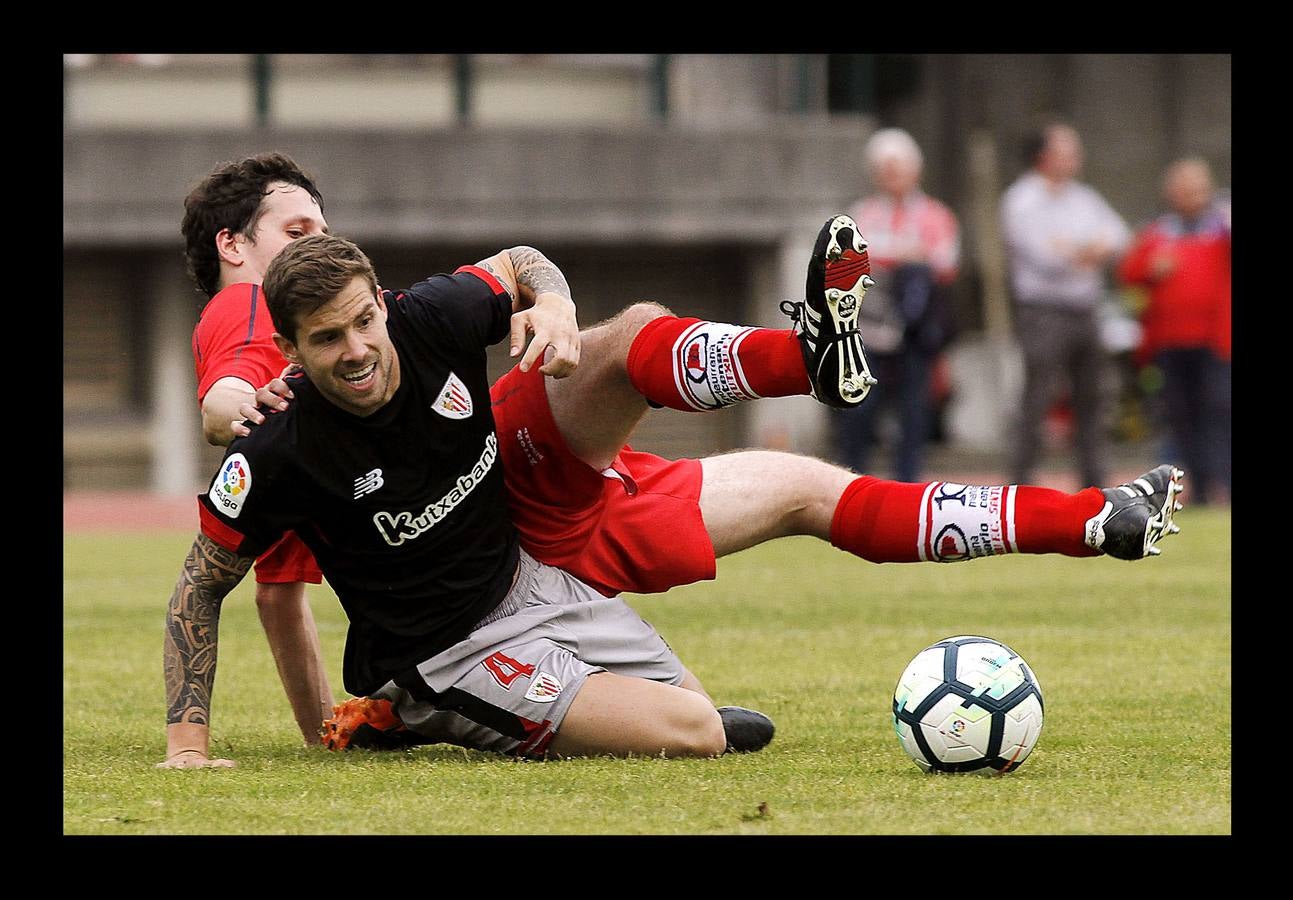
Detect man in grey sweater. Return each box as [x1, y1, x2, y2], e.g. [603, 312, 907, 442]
[1001, 122, 1130, 488]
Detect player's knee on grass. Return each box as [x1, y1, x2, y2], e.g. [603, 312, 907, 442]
[670, 690, 727, 757]
[552, 672, 726, 758]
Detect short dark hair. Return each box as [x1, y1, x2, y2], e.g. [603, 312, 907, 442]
[1022, 127, 1050, 169]
[1022, 120, 1071, 169]
[262, 234, 378, 343]
[181, 152, 324, 298]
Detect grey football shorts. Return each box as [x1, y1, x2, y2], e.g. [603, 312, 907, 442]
[370, 549, 686, 757]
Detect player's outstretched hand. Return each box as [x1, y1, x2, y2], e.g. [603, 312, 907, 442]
[155, 749, 237, 769]
[230, 377, 296, 439]
[512, 291, 580, 378]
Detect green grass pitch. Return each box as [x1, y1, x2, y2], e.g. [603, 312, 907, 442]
[63, 508, 1230, 835]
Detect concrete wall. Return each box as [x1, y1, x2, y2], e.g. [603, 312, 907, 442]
[64, 123, 874, 493]
[63, 124, 871, 246]
[63, 53, 1231, 492]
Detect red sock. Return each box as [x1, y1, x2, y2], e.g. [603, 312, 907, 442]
[1012, 485, 1105, 556]
[830, 477, 1106, 563]
[626, 316, 809, 411]
[829, 476, 927, 562]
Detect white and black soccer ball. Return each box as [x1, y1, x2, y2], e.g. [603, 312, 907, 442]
[892, 635, 1044, 776]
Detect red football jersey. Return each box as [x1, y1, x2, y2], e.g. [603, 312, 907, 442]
[192, 282, 287, 402]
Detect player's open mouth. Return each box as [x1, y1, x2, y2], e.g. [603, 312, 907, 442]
[340, 361, 377, 390]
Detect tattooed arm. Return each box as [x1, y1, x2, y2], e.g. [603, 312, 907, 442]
[474, 246, 580, 378]
[157, 533, 255, 769]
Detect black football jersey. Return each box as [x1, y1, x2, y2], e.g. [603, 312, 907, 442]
[198, 270, 518, 695]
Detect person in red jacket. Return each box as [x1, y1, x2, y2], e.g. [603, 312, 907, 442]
[1119, 158, 1231, 504]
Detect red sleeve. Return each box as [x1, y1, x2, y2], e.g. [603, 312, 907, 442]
[1117, 227, 1161, 287]
[191, 283, 289, 403]
[925, 200, 961, 284]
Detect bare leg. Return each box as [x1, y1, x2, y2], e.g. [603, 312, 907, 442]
[699, 450, 855, 556]
[678, 669, 713, 703]
[544, 304, 852, 556]
[545, 302, 671, 470]
[548, 672, 726, 758]
[254, 581, 335, 745]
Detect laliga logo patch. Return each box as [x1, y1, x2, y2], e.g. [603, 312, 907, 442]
[209, 453, 252, 518]
[433, 372, 473, 420]
[523, 672, 563, 703]
[933, 524, 970, 562]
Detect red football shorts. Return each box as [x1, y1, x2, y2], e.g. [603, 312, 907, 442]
[490, 363, 716, 597]
[254, 530, 324, 585]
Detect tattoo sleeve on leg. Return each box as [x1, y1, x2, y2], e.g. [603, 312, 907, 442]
[509, 246, 572, 300]
[164, 534, 254, 726]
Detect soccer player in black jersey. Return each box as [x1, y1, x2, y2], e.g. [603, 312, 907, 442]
[164, 234, 739, 763]
[164, 222, 1184, 766]
[171, 154, 1184, 765]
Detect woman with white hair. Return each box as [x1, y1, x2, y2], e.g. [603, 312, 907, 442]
[836, 127, 961, 482]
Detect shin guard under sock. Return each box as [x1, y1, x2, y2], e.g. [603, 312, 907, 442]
[829, 477, 1105, 563]
[626, 316, 809, 411]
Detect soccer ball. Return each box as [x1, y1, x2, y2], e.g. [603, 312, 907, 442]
[892, 635, 1044, 776]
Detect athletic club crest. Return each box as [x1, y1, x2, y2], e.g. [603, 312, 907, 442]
[433, 372, 473, 420]
[523, 672, 563, 703]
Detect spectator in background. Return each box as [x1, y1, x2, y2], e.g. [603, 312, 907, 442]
[1001, 122, 1131, 488]
[835, 127, 960, 482]
[1118, 158, 1231, 504]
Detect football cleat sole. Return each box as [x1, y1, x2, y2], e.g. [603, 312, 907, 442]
[785, 214, 879, 408]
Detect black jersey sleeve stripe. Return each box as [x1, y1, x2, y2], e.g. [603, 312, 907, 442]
[453, 264, 509, 298]
[234, 284, 259, 360]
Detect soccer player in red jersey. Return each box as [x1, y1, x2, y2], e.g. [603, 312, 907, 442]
[182, 155, 335, 745]
[164, 154, 1184, 767]
[162, 232, 1184, 768]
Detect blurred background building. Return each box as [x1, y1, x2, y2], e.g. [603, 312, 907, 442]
[63, 53, 1231, 495]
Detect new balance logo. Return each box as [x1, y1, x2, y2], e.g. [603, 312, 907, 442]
[354, 468, 385, 499]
